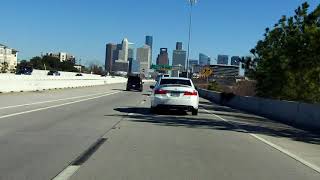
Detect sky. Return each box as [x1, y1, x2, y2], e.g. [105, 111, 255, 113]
[1, 0, 319, 66]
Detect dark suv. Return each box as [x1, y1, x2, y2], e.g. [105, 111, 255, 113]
[126, 75, 143, 92]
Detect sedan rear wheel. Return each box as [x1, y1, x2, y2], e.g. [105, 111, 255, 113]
[150, 107, 157, 114]
[192, 108, 198, 116]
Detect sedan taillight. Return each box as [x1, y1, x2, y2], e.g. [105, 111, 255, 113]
[155, 89, 168, 94]
[184, 90, 198, 96]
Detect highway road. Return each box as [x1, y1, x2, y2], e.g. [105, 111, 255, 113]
[0, 83, 319, 180]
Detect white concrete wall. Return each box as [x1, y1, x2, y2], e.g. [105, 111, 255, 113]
[0, 70, 127, 93]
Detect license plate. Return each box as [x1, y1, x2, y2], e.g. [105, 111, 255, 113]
[171, 92, 180, 97]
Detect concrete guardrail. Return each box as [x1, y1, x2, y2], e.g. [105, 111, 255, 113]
[0, 70, 128, 93]
[199, 89, 320, 131]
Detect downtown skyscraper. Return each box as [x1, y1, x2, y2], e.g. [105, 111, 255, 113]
[137, 45, 151, 76]
[105, 38, 130, 73]
[172, 42, 186, 69]
[217, 55, 229, 65]
[145, 35, 153, 64]
[156, 48, 169, 65]
[199, 53, 210, 66]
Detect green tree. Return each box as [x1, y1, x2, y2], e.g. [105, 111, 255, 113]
[60, 60, 78, 72]
[28, 56, 78, 72]
[89, 63, 105, 75]
[29, 56, 44, 70]
[42, 56, 60, 70]
[0, 62, 9, 73]
[247, 2, 320, 103]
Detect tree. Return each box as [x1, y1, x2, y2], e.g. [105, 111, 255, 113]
[42, 56, 60, 70]
[29, 56, 44, 70]
[28, 56, 78, 72]
[247, 2, 320, 103]
[0, 62, 9, 73]
[89, 63, 105, 75]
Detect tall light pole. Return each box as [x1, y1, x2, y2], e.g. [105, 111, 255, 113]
[186, 0, 197, 78]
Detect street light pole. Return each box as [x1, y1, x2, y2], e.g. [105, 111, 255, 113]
[186, 0, 197, 78]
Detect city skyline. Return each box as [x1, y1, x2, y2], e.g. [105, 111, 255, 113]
[1, 0, 317, 66]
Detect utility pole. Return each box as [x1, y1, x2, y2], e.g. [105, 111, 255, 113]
[79, 58, 82, 73]
[186, 0, 198, 78]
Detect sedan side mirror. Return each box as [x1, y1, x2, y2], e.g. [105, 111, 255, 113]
[150, 85, 155, 89]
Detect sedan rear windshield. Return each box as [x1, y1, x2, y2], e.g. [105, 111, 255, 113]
[160, 79, 191, 86]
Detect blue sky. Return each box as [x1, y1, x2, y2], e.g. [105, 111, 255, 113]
[1, 0, 319, 66]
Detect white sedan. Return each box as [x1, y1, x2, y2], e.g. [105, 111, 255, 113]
[150, 77, 199, 115]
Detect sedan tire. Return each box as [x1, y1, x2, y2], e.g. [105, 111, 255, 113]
[192, 108, 198, 116]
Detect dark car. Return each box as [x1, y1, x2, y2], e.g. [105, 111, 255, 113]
[75, 73, 83, 76]
[16, 67, 33, 75]
[47, 70, 60, 76]
[126, 75, 143, 92]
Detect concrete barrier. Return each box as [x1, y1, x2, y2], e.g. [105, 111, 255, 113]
[0, 71, 128, 93]
[199, 89, 320, 131]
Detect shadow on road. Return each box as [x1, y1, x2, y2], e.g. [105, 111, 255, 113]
[106, 106, 320, 145]
[114, 107, 188, 116]
[199, 101, 240, 113]
[111, 89, 127, 91]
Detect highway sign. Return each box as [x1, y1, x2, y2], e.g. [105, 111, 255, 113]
[200, 67, 213, 77]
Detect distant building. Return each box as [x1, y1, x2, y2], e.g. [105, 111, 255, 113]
[0, 44, 18, 71]
[156, 48, 169, 65]
[45, 52, 75, 62]
[193, 64, 239, 76]
[217, 55, 229, 65]
[231, 56, 241, 66]
[172, 50, 186, 67]
[189, 59, 199, 73]
[107, 38, 132, 73]
[172, 42, 186, 69]
[211, 64, 239, 77]
[128, 43, 135, 73]
[176, 42, 183, 50]
[131, 60, 140, 73]
[105, 43, 117, 73]
[112, 60, 129, 72]
[145, 36, 153, 64]
[118, 38, 129, 62]
[145, 36, 153, 49]
[189, 59, 198, 66]
[199, 53, 210, 66]
[137, 45, 151, 76]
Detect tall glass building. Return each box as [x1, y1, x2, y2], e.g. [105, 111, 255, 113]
[145, 35, 153, 65]
[199, 53, 210, 66]
[217, 55, 229, 65]
[145, 36, 153, 49]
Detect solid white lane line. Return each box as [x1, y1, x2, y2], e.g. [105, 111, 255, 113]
[52, 166, 80, 180]
[0, 92, 120, 120]
[0, 91, 113, 110]
[250, 133, 320, 173]
[202, 108, 320, 174]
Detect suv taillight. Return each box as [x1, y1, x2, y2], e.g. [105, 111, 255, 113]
[155, 89, 168, 94]
[184, 90, 198, 96]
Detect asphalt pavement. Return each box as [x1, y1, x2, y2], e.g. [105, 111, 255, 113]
[0, 83, 319, 180]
